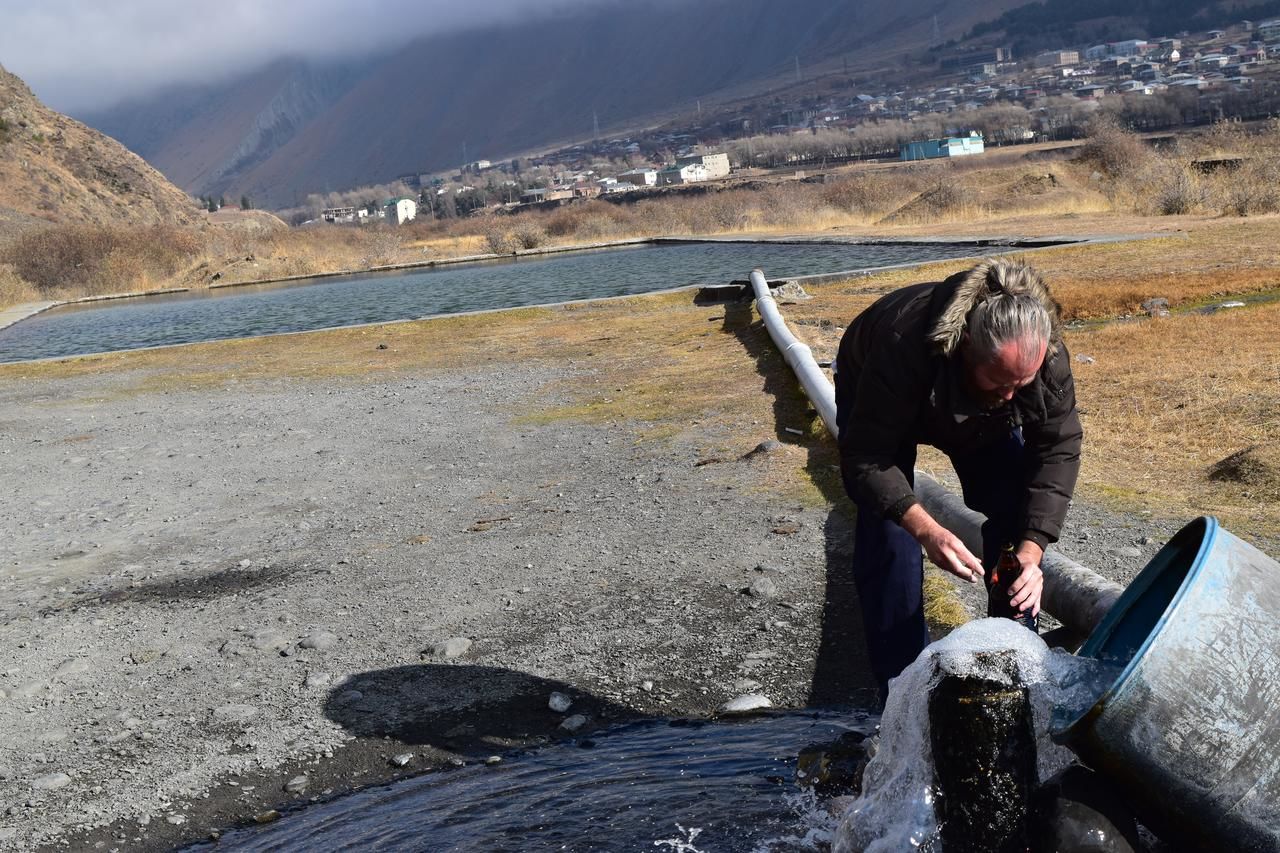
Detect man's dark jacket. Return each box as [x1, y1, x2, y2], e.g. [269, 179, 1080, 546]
[834, 261, 1082, 549]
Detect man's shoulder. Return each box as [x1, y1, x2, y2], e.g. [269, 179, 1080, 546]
[854, 280, 948, 337]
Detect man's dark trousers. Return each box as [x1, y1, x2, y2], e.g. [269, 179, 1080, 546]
[850, 429, 1026, 699]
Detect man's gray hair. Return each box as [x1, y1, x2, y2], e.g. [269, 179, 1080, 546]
[929, 258, 1063, 358]
[966, 291, 1053, 363]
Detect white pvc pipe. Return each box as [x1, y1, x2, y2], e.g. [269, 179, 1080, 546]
[747, 268, 1122, 637]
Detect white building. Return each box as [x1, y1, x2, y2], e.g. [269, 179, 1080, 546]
[657, 163, 709, 185]
[322, 206, 357, 224]
[385, 197, 417, 225]
[617, 168, 658, 187]
[674, 152, 731, 179]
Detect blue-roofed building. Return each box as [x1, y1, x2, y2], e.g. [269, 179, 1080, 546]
[899, 132, 985, 162]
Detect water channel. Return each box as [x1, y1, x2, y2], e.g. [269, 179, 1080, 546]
[191, 711, 876, 853]
[0, 240, 1013, 362]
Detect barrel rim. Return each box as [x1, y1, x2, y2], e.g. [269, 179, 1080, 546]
[1053, 516, 1218, 739]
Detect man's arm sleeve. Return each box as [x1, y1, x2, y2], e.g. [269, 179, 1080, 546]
[838, 336, 923, 522]
[1020, 348, 1083, 546]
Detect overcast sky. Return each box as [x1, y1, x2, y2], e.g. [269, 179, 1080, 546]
[0, 0, 631, 113]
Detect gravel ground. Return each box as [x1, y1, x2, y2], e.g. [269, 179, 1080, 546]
[0, 362, 873, 850]
[2, 332, 1266, 851]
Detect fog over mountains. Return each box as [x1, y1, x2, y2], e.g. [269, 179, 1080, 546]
[79, 0, 1024, 208]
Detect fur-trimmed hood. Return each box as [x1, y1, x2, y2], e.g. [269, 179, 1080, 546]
[927, 258, 1063, 357]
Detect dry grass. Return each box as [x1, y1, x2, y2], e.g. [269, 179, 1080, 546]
[0, 262, 39, 306]
[777, 224, 1280, 534]
[1069, 303, 1280, 532]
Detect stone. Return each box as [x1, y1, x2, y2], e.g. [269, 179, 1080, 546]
[719, 693, 773, 715]
[32, 772, 72, 790]
[1141, 297, 1170, 318]
[485, 756, 502, 766]
[250, 630, 289, 652]
[239, 560, 253, 568]
[747, 577, 779, 599]
[548, 692, 572, 713]
[431, 637, 472, 659]
[284, 775, 309, 794]
[796, 731, 871, 795]
[1075, 354, 1096, 364]
[559, 714, 588, 733]
[212, 703, 258, 724]
[640, 680, 654, 693]
[772, 281, 811, 301]
[53, 658, 91, 678]
[166, 815, 187, 826]
[334, 690, 364, 705]
[254, 810, 281, 825]
[303, 672, 331, 689]
[742, 440, 784, 460]
[1034, 766, 1140, 853]
[733, 678, 762, 692]
[390, 753, 414, 768]
[299, 632, 338, 651]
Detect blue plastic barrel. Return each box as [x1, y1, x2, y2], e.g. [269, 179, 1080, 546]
[1054, 517, 1280, 852]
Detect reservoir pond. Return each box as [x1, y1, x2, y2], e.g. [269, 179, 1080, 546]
[0, 240, 1004, 362]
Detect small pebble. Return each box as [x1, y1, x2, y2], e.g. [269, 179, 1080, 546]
[719, 694, 773, 715]
[32, 772, 71, 790]
[299, 632, 338, 651]
[484, 756, 502, 766]
[431, 637, 472, 659]
[390, 753, 414, 768]
[560, 714, 588, 733]
[284, 775, 309, 794]
[548, 692, 572, 713]
[304, 672, 331, 689]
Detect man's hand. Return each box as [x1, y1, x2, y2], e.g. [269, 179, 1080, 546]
[1007, 540, 1045, 617]
[900, 504, 985, 583]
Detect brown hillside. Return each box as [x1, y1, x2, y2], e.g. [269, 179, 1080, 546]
[0, 64, 198, 238]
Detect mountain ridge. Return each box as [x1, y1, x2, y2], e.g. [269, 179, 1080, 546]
[80, 0, 1027, 208]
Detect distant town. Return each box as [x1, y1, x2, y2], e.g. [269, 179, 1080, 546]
[312, 17, 1280, 226]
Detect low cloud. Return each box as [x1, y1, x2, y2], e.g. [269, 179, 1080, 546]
[0, 0, 630, 112]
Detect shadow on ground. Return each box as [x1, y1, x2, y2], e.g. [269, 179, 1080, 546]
[722, 291, 878, 709]
[323, 664, 641, 758]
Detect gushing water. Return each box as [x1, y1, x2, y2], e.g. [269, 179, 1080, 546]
[833, 619, 1122, 852]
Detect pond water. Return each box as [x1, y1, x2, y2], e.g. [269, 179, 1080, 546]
[0, 240, 1002, 362]
[189, 711, 876, 853]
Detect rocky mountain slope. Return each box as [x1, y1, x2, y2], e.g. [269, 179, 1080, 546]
[0, 64, 197, 238]
[82, 0, 1026, 208]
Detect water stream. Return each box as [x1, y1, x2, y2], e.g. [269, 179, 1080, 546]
[197, 621, 1125, 852]
[0, 240, 1002, 362]
[190, 711, 878, 853]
